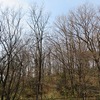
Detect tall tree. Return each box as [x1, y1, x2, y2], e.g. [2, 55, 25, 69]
[0, 7, 28, 100]
[28, 5, 49, 100]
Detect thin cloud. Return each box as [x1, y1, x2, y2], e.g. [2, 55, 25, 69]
[0, 0, 28, 9]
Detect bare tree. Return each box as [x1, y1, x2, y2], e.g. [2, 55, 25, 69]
[68, 4, 100, 87]
[28, 5, 49, 100]
[48, 15, 76, 98]
[63, 4, 100, 99]
[0, 7, 28, 100]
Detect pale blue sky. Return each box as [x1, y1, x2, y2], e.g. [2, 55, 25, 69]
[24, 0, 100, 22]
[0, 0, 100, 22]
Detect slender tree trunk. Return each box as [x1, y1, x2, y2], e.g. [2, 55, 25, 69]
[95, 60, 100, 87]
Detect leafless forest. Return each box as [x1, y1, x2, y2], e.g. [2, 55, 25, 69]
[0, 3, 100, 100]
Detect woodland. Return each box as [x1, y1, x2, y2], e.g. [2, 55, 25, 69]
[0, 3, 100, 100]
